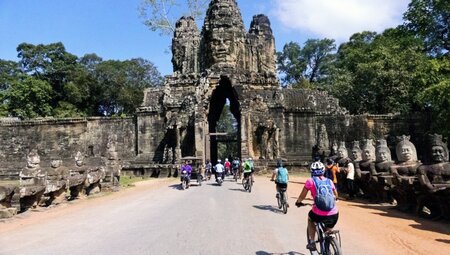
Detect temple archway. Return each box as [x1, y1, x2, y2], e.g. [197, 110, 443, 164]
[207, 77, 241, 163]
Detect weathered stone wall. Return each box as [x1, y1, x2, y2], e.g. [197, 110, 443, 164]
[0, 117, 135, 180]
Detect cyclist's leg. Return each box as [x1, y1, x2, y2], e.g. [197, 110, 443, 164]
[307, 210, 319, 249]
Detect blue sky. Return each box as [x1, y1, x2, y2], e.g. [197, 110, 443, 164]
[0, 0, 410, 76]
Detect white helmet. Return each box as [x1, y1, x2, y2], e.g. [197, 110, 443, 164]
[217, 159, 222, 163]
[310, 161, 325, 176]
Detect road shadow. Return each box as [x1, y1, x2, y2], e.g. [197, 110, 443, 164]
[255, 251, 305, 255]
[253, 205, 284, 214]
[436, 238, 450, 244]
[206, 182, 224, 187]
[229, 188, 247, 193]
[349, 201, 450, 236]
[168, 183, 200, 190]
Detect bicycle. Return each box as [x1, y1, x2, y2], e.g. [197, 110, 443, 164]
[242, 173, 252, 192]
[296, 202, 343, 255]
[277, 187, 288, 214]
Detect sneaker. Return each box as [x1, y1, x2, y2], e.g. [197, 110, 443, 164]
[306, 241, 316, 251]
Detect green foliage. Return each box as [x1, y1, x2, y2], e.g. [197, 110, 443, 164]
[0, 42, 163, 119]
[6, 77, 53, 119]
[403, 0, 450, 56]
[277, 39, 336, 87]
[327, 29, 431, 114]
[417, 55, 450, 137]
[216, 104, 238, 159]
[93, 58, 163, 116]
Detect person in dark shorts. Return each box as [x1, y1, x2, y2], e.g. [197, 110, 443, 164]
[296, 161, 339, 251]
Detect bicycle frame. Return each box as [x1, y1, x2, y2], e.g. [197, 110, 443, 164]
[308, 221, 342, 255]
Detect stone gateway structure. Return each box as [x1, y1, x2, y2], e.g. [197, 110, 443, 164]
[136, 0, 346, 167]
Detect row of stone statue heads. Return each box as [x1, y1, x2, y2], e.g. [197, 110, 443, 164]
[15, 143, 122, 213]
[326, 134, 449, 220]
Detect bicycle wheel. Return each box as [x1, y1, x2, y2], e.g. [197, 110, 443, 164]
[277, 193, 282, 209]
[248, 179, 252, 193]
[282, 193, 288, 214]
[326, 236, 343, 255]
[181, 180, 186, 190]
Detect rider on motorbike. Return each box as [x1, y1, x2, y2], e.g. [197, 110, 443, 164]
[214, 159, 225, 182]
[180, 160, 192, 185]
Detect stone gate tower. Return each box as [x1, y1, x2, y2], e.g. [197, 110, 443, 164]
[136, 0, 345, 166]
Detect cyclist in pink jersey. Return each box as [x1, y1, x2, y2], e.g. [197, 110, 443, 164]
[296, 161, 339, 251]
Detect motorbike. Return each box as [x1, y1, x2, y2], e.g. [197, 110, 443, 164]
[216, 171, 223, 186]
[180, 170, 190, 190]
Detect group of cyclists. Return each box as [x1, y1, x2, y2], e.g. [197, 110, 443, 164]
[203, 157, 255, 183]
[180, 156, 339, 252]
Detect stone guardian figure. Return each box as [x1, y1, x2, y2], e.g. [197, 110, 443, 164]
[389, 135, 421, 212]
[416, 134, 450, 219]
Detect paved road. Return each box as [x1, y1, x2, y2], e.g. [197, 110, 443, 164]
[2, 175, 429, 255]
[0, 177, 318, 255]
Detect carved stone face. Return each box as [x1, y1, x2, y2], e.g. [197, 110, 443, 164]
[210, 30, 235, 64]
[51, 159, 62, 168]
[376, 149, 391, 162]
[351, 149, 362, 161]
[27, 152, 40, 168]
[396, 140, 418, 162]
[337, 148, 348, 158]
[432, 146, 446, 163]
[75, 152, 84, 167]
[363, 149, 374, 161]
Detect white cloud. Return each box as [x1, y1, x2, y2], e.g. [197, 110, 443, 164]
[272, 0, 410, 41]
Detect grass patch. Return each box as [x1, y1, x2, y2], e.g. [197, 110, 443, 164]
[119, 176, 151, 188]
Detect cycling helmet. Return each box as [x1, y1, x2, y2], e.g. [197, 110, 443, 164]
[217, 159, 222, 163]
[276, 159, 283, 168]
[310, 161, 325, 176]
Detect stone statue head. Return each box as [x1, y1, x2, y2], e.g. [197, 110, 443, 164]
[376, 139, 392, 162]
[50, 155, 62, 168]
[203, 0, 245, 68]
[395, 135, 418, 162]
[350, 141, 362, 161]
[337, 142, 348, 158]
[74, 151, 84, 167]
[26, 150, 40, 169]
[361, 139, 376, 161]
[428, 134, 449, 163]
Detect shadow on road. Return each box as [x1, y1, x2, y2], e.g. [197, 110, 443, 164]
[349, 202, 450, 236]
[436, 238, 450, 244]
[168, 183, 200, 190]
[255, 251, 306, 255]
[229, 188, 247, 192]
[253, 205, 284, 214]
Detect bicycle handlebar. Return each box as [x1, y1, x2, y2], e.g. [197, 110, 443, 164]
[295, 201, 312, 207]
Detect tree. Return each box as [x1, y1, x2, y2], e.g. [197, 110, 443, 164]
[403, 0, 450, 56]
[5, 77, 53, 119]
[417, 55, 450, 137]
[216, 103, 238, 159]
[139, 0, 209, 36]
[327, 29, 431, 114]
[277, 39, 336, 87]
[16, 42, 79, 108]
[93, 58, 163, 116]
